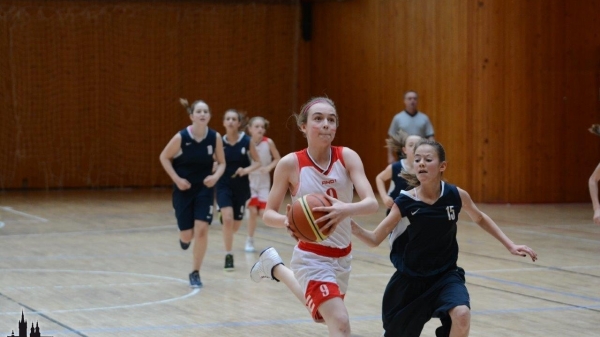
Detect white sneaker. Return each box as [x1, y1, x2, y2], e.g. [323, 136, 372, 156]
[245, 237, 255, 253]
[250, 247, 283, 283]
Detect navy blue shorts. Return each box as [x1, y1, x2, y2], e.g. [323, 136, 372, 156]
[172, 184, 215, 231]
[382, 267, 470, 337]
[216, 184, 250, 221]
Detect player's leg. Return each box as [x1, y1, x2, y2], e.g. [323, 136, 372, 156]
[432, 268, 471, 337]
[316, 297, 350, 337]
[448, 306, 470, 337]
[246, 203, 259, 252]
[250, 247, 305, 304]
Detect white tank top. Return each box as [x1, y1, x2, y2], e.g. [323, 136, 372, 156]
[292, 146, 354, 248]
[249, 137, 272, 179]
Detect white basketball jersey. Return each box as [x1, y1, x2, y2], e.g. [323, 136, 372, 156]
[249, 137, 272, 178]
[292, 146, 354, 248]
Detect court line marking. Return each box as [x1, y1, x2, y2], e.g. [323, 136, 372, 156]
[0, 269, 199, 315]
[35, 303, 600, 335]
[0, 224, 173, 238]
[466, 273, 600, 302]
[461, 220, 600, 244]
[0, 206, 48, 222]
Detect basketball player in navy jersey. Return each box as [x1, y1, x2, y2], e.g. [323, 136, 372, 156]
[351, 140, 538, 337]
[217, 109, 261, 271]
[250, 97, 378, 337]
[375, 130, 421, 271]
[159, 98, 225, 288]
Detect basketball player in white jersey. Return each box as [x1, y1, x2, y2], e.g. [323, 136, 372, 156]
[250, 97, 378, 337]
[245, 117, 281, 252]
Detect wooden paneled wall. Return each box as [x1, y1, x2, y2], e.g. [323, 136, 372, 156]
[308, 0, 600, 203]
[0, 0, 299, 189]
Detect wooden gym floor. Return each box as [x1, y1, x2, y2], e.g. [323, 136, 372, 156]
[0, 189, 598, 336]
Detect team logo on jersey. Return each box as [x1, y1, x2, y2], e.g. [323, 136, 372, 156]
[241, 147, 246, 155]
[322, 179, 336, 185]
[207, 145, 213, 155]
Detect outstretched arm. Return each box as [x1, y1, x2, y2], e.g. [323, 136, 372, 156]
[459, 188, 537, 262]
[351, 205, 403, 247]
[588, 162, 600, 225]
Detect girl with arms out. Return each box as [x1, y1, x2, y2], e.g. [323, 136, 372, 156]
[352, 139, 537, 337]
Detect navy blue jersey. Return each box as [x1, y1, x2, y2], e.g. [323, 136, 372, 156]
[218, 132, 251, 188]
[172, 127, 217, 185]
[395, 182, 462, 277]
[389, 160, 410, 200]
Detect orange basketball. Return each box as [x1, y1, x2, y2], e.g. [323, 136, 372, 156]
[288, 193, 332, 243]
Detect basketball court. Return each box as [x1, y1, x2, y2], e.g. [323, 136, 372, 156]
[1, 189, 598, 336]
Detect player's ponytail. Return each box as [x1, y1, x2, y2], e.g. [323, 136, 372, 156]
[180, 98, 209, 115]
[179, 98, 191, 114]
[386, 129, 409, 158]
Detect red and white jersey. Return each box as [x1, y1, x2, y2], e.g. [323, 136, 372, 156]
[249, 137, 272, 177]
[292, 146, 354, 248]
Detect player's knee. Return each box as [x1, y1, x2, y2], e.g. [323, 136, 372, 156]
[324, 310, 350, 335]
[449, 305, 470, 330]
[180, 230, 193, 243]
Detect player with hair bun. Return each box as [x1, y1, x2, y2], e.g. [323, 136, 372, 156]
[159, 98, 225, 288]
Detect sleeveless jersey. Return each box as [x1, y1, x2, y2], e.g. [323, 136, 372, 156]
[389, 159, 410, 200]
[172, 126, 217, 185]
[395, 181, 462, 277]
[292, 146, 354, 249]
[249, 137, 272, 180]
[218, 132, 251, 188]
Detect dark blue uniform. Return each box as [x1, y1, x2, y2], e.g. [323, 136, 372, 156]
[216, 132, 252, 220]
[383, 182, 470, 337]
[388, 159, 411, 271]
[172, 127, 217, 230]
[388, 160, 410, 204]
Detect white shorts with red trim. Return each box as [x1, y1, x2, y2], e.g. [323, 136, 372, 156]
[249, 173, 270, 206]
[290, 243, 352, 322]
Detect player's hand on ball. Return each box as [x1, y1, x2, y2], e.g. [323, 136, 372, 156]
[313, 194, 348, 235]
[285, 204, 299, 241]
[509, 244, 537, 262]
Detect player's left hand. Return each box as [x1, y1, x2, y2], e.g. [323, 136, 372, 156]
[509, 244, 537, 262]
[313, 194, 350, 235]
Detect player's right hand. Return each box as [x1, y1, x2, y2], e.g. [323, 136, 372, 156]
[175, 177, 191, 191]
[285, 204, 299, 241]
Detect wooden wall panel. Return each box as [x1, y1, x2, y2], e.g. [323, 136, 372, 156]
[565, 0, 600, 202]
[308, 0, 599, 203]
[0, 0, 298, 189]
